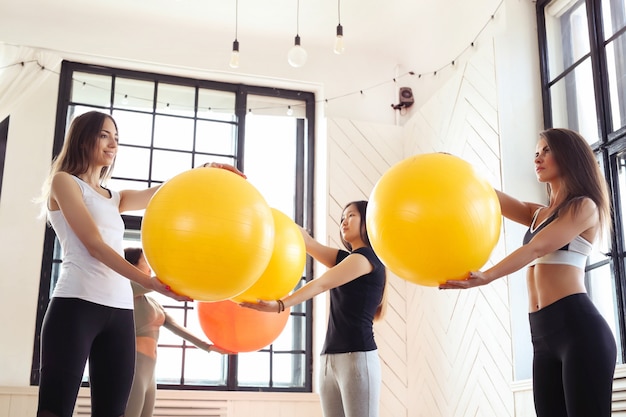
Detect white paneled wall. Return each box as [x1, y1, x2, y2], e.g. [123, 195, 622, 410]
[326, 118, 406, 416]
[402, 38, 516, 417]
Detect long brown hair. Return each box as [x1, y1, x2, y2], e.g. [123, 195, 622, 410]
[339, 200, 388, 321]
[540, 128, 611, 235]
[40, 111, 118, 210]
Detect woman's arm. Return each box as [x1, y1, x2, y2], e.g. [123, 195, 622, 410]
[496, 190, 540, 226]
[240, 252, 373, 313]
[51, 172, 190, 301]
[299, 227, 339, 268]
[440, 198, 598, 289]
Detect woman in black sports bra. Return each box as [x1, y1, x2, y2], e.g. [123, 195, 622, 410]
[440, 128, 616, 417]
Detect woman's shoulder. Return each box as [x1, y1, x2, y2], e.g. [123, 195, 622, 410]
[50, 172, 82, 193]
[562, 196, 597, 215]
[353, 246, 384, 267]
[51, 171, 76, 183]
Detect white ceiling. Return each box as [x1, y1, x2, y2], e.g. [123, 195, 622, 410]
[0, 0, 505, 122]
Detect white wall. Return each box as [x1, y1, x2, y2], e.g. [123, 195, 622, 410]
[0, 73, 58, 386]
[398, 0, 543, 415]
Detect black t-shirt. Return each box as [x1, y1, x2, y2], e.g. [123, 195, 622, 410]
[321, 246, 386, 354]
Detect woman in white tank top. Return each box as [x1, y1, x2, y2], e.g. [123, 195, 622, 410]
[37, 111, 242, 417]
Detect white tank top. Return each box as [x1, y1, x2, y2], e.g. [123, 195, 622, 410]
[47, 176, 133, 309]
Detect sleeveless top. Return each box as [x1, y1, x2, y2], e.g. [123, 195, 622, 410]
[47, 175, 133, 309]
[131, 282, 166, 339]
[522, 208, 592, 270]
[321, 246, 386, 354]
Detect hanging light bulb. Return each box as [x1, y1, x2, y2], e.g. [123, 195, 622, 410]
[287, 0, 307, 67]
[229, 0, 240, 68]
[288, 35, 307, 67]
[334, 24, 344, 54]
[333, 0, 345, 54]
[286, 105, 294, 116]
[229, 40, 240, 68]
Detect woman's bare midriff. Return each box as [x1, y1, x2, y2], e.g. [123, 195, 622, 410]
[136, 336, 158, 359]
[527, 263, 587, 312]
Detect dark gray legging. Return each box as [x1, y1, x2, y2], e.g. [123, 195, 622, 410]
[38, 297, 135, 417]
[530, 293, 616, 417]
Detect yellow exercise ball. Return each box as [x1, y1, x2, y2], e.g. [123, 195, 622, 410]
[142, 168, 274, 301]
[366, 153, 501, 286]
[232, 208, 306, 303]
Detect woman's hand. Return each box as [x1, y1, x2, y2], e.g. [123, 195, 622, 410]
[196, 340, 234, 354]
[201, 162, 246, 179]
[239, 299, 280, 313]
[298, 226, 315, 246]
[147, 276, 193, 302]
[438, 271, 491, 290]
[208, 344, 235, 355]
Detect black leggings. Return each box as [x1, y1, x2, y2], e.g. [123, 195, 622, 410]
[38, 297, 135, 417]
[530, 293, 616, 417]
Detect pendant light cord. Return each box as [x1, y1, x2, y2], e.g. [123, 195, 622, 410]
[235, 0, 238, 40]
[296, 0, 300, 36]
[337, 0, 341, 25]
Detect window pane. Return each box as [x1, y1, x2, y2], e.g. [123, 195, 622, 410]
[196, 120, 236, 155]
[602, 0, 626, 38]
[545, 0, 590, 79]
[155, 347, 184, 384]
[198, 89, 236, 122]
[549, 58, 599, 143]
[184, 348, 228, 386]
[71, 72, 112, 107]
[244, 112, 298, 214]
[114, 146, 151, 179]
[617, 151, 626, 245]
[113, 78, 155, 111]
[605, 32, 626, 131]
[151, 149, 192, 182]
[273, 352, 306, 387]
[586, 263, 622, 363]
[273, 315, 306, 351]
[154, 115, 195, 151]
[156, 83, 195, 117]
[238, 351, 270, 386]
[113, 109, 154, 147]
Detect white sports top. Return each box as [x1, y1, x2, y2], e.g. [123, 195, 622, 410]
[47, 175, 133, 309]
[523, 208, 593, 270]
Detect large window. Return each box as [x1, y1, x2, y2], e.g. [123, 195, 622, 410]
[31, 61, 316, 391]
[537, 0, 626, 361]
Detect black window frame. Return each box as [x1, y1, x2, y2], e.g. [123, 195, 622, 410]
[30, 60, 317, 392]
[537, 0, 626, 362]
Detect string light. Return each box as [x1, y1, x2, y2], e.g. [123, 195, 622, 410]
[4, 0, 503, 112]
[287, 0, 307, 67]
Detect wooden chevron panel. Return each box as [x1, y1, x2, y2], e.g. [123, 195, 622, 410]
[327, 118, 407, 417]
[402, 39, 515, 417]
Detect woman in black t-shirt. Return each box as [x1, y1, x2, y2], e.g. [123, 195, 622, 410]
[241, 200, 387, 417]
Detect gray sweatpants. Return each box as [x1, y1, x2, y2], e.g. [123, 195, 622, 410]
[319, 350, 381, 417]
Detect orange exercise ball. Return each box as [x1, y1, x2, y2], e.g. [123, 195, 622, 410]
[142, 168, 274, 301]
[232, 208, 306, 303]
[366, 153, 501, 286]
[197, 300, 290, 353]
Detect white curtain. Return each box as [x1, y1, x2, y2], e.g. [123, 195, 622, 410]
[0, 43, 62, 121]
